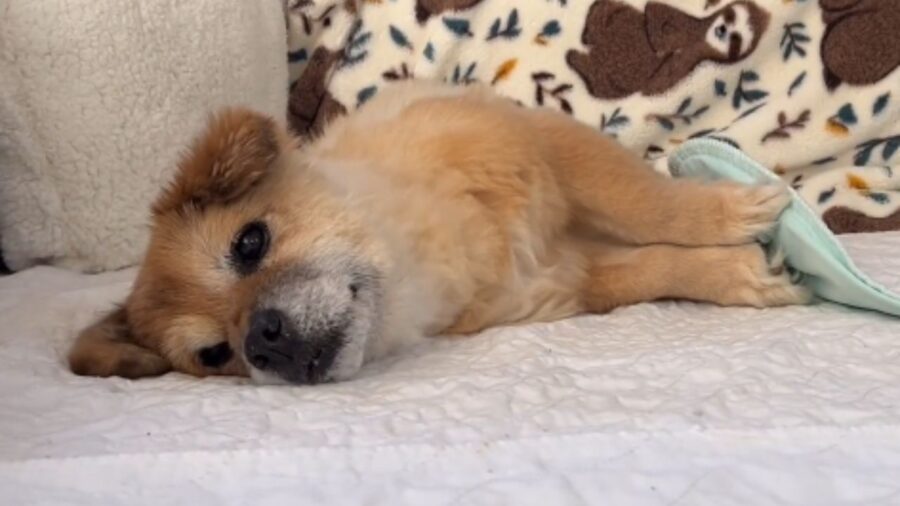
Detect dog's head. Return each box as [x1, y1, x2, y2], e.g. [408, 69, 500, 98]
[69, 109, 385, 385]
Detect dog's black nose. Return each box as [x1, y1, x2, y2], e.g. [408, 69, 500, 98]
[256, 308, 282, 342]
[244, 309, 342, 384]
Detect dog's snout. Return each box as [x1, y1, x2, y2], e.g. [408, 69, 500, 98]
[244, 309, 342, 384]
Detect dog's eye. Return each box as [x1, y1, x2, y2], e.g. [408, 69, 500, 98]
[231, 221, 270, 274]
[197, 342, 233, 368]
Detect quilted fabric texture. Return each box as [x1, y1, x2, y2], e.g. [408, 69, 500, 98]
[286, 0, 900, 233]
[0, 0, 289, 272]
[2, 232, 900, 504]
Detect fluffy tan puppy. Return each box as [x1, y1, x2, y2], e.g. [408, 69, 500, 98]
[69, 81, 809, 385]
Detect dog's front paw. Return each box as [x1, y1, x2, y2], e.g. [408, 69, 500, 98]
[718, 184, 792, 245]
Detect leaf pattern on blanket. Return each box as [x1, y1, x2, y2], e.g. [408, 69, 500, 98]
[443, 18, 473, 38]
[342, 20, 372, 68]
[780, 22, 810, 61]
[599, 107, 629, 138]
[761, 110, 811, 144]
[389, 25, 414, 50]
[826, 103, 857, 137]
[486, 9, 521, 41]
[534, 20, 561, 45]
[646, 98, 710, 131]
[731, 71, 769, 111]
[449, 62, 478, 85]
[491, 58, 518, 85]
[383, 63, 414, 81]
[532, 72, 573, 114]
[286, 0, 900, 234]
[855, 136, 900, 166]
[357, 85, 378, 106]
[873, 93, 890, 117]
[787, 71, 807, 96]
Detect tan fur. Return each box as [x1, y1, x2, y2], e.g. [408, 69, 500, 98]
[68, 81, 810, 381]
[68, 308, 172, 379]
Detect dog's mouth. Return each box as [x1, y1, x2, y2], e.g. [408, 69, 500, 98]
[242, 307, 350, 385]
[242, 331, 351, 386]
[242, 262, 383, 385]
[307, 346, 326, 382]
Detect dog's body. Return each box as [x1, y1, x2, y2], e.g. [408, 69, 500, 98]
[69, 81, 809, 385]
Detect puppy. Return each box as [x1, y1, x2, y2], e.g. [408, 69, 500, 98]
[68, 81, 810, 385]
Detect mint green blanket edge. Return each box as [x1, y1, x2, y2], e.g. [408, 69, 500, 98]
[669, 138, 900, 318]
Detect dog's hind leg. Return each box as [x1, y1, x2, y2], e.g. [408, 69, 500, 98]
[533, 110, 789, 247]
[580, 242, 811, 313]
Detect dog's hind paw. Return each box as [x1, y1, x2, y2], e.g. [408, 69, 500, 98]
[727, 244, 812, 308]
[719, 184, 792, 245]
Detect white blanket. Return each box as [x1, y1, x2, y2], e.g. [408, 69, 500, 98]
[2, 233, 900, 505]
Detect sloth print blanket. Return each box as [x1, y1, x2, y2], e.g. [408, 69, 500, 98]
[285, 0, 900, 233]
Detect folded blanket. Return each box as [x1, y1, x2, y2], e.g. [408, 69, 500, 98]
[285, 0, 900, 233]
[672, 138, 900, 318]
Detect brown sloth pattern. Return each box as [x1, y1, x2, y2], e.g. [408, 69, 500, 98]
[819, 0, 900, 91]
[567, 0, 770, 99]
[285, 0, 900, 233]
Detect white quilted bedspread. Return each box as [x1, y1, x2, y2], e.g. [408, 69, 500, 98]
[2, 234, 900, 505]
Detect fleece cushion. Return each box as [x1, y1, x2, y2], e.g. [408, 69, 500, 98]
[0, 0, 289, 272]
[285, 0, 900, 233]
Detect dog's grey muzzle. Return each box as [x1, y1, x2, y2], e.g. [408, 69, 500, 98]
[243, 257, 381, 385]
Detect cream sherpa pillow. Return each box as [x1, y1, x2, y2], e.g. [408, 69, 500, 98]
[0, 0, 289, 272]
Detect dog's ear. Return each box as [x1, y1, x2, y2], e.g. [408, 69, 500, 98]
[68, 307, 172, 379]
[153, 108, 282, 215]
